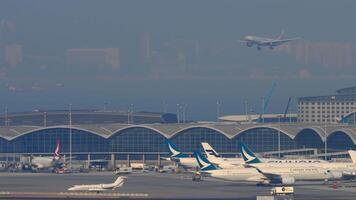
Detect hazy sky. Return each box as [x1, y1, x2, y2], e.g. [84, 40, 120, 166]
[0, 0, 355, 120]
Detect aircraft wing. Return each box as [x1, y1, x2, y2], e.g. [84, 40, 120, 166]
[262, 37, 301, 46]
[249, 165, 282, 180]
[88, 188, 106, 191]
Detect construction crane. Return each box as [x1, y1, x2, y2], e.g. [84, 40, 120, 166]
[284, 96, 292, 118]
[258, 83, 277, 123]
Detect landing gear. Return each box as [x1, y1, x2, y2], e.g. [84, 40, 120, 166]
[192, 172, 202, 181]
[269, 46, 274, 50]
[257, 46, 262, 50]
[246, 42, 253, 47]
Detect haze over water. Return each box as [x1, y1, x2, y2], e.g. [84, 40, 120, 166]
[1, 0, 355, 120]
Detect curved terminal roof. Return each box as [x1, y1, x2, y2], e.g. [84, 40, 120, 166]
[0, 123, 355, 144]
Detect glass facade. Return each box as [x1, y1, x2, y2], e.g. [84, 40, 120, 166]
[109, 127, 167, 153]
[327, 131, 355, 150]
[342, 112, 356, 125]
[171, 127, 233, 153]
[294, 129, 324, 149]
[0, 126, 354, 155]
[233, 128, 297, 152]
[10, 128, 108, 153]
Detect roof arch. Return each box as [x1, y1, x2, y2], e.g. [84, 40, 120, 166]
[295, 127, 326, 142]
[109, 125, 169, 138]
[169, 125, 233, 139]
[328, 128, 356, 144]
[232, 125, 295, 139]
[8, 126, 108, 141]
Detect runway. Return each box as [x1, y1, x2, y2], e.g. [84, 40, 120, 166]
[0, 172, 355, 199]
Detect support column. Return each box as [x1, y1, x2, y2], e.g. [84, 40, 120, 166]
[111, 153, 116, 170]
[87, 154, 91, 169]
[157, 154, 161, 166]
[142, 154, 145, 164]
[127, 154, 130, 167]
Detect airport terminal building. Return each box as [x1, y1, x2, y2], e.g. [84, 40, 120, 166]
[0, 110, 355, 167]
[298, 86, 356, 124]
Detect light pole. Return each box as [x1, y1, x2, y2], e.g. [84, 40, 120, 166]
[4, 107, 8, 127]
[216, 101, 221, 123]
[127, 109, 130, 124]
[104, 102, 108, 112]
[162, 100, 168, 113]
[43, 112, 47, 127]
[182, 103, 187, 123]
[323, 114, 329, 160]
[278, 115, 281, 158]
[130, 104, 134, 124]
[261, 97, 265, 123]
[176, 104, 180, 124]
[69, 104, 72, 170]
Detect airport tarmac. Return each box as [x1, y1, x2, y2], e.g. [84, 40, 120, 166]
[0, 172, 355, 199]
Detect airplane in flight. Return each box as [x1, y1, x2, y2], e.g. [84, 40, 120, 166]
[240, 143, 356, 180]
[240, 30, 301, 50]
[68, 176, 126, 192]
[24, 140, 63, 171]
[162, 140, 198, 168]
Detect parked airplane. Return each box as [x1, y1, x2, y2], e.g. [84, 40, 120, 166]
[26, 140, 63, 171]
[201, 142, 327, 168]
[162, 140, 197, 168]
[68, 176, 126, 192]
[239, 143, 355, 180]
[240, 30, 301, 50]
[201, 142, 244, 168]
[195, 149, 333, 185]
[194, 151, 265, 184]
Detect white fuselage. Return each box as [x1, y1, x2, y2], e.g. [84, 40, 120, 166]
[68, 179, 124, 192]
[175, 157, 198, 168]
[31, 156, 54, 169]
[206, 164, 332, 183]
[305, 162, 356, 178]
[208, 156, 328, 169]
[206, 167, 263, 182]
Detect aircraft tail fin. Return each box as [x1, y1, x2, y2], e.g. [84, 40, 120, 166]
[348, 150, 356, 164]
[193, 151, 219, 171]
[239, 143, 261, 164]
[54, 139, 61, 160]
[201, 142, 220, 159]
[166, 140, 189, 158]
[277, 30, 285, 40]
[113, 176, 126, 188]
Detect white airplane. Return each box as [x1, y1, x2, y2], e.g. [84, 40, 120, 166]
[240, 30, 301, 50]
[194, 150, 333, 185]
[201, 142, 327, 168]
[28, 140, 62, 171]
[68, 176, 126, 192]
[201, 142, 244, 168]
[239, 143, 356, 180]
[162, 140, 197, 168]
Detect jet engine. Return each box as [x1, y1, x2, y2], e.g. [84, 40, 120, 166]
[271, 176, 295, 185]
[327, 171, 343, 179]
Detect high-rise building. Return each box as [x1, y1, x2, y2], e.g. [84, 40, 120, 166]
[297, 87, 356, 123]
[140, 32, 151, 64]
[66, 48, 120, 69]
[4, 44, 22, 67]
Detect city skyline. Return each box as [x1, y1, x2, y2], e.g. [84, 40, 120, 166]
[0, 0, 356, 120]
